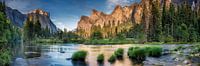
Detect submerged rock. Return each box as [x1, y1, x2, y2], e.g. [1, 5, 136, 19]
[14, 58, 28, 66]
[183, 60, 190, 64]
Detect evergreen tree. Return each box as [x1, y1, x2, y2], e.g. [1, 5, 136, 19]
[34, 20, 41, 37]
[149, 0, 162, 42]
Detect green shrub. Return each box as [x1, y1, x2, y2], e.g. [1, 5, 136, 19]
[0, 49, 11, 66]
[128, 47, 146, 63]
[161, 35, 174, 43]
[108, 54, 116, 63]
[146, 47, 162, 57]
[114, 48, 124, 59]
[97, 54, 104, 63]
[128, 47, 139, 56]
[174, 46, 184, 51]
[72, 50, 87, 61]
[194, 45, 200, 52]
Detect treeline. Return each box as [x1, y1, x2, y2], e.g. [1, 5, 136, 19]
[24, 19, 52, 40]
[0, 2, 21, 66]
[0, 2, 21, 43]
[23, 19, 81, 43]
[127, 0, 200, 43]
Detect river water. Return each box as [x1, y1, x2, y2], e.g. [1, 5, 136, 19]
[11, 43, 200, 66]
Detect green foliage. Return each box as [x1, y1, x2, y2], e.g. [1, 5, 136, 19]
[127, 46, 162, 63]
[108, 54, 116, 63]
[0, 2, 21, 43]
[34, 20, 42, 37]
[72, 50, 87, 61]
[62, 31, 82, 43]
[174, 46, 185, 51]
[114, 48, 124, 59]
[128, 47, 146, 63]
[0, 49, 11, 66]
[91, 31, 103, 40]
[97, 54, 104, 63]
[145, 47, 162, 57]
[115, 33, 126, 40]
[161, 35, 174, 43]
[148, 0, 162, 42]
[84, 38, 135, 44]
[0, 2, 19, 65]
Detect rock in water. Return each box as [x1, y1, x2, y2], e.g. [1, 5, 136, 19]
[14, 58, 28, 66]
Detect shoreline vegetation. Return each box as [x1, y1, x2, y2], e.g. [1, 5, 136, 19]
[71, 45, 200, 64]
[26, 38, 200, 45]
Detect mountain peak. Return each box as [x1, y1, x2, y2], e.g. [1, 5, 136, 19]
[29, 9, 49, 16]
[112, 5, 123, 14]
[27, 9, 58, 33]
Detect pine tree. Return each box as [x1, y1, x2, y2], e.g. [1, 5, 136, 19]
[149, 0, 162, 42]
[34, 20, 41, 37]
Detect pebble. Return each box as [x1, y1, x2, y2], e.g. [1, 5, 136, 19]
[174, 58, 180, 61]
[183, 60, 190, 64]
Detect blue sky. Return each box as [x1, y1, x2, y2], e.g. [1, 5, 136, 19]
[6, 0, 140, 31]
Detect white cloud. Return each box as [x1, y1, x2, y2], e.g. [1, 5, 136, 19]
[106, 0, 134, 10]
[6, 0, 31, 13]
[55, 22, 70, 31]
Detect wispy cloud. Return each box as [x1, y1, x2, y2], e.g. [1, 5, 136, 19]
[5, 0, 43, 13]
[55, 22, 69, 31]
[53, 16, 79, 31]
[106, 0, 134, 9]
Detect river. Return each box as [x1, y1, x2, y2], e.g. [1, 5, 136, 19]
[11, 43, 200, 66]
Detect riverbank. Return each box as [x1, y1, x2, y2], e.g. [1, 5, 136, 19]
[14, 43, 200, 66]
[27, 38, 200, 45]
[82, 39, 200, 45]
[31, 38, 63, 43]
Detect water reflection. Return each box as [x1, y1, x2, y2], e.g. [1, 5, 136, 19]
[26, 44, 79, 66]
[12, 43, 200, 66]
[72, 61, 88, 66]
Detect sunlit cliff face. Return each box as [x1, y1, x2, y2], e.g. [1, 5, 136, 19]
[29, 9, 49, 16]
[77, 3, 136, 38]
[27, 9, 58, 33]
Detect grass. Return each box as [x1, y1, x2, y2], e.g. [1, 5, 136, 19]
[82, 38, 196, 45]
[144, 42, 164, 44]
[173, 46, 185, 51]
[35, 38, 63, 43]
[127, 46, 163, 63]
[107, 48, 124, 63]
[84, 39, 135, 44]
[97, 54, 104, 63]
[72, 50, 87, 61]
[128, 47, 146, 63]
[108, 54, 116, 63]
[145, 47, 162, 57]
[114, 48, 124, 59]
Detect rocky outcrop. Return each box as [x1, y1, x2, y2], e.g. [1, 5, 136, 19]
[5, 7, 58, 33]
[26, 9, 58, 33]
[5, 7, 26, 27]
[77, 3, 137, 38]
[77, 0, 200, 38]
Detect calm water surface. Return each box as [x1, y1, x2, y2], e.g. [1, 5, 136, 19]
[12, 43, 200, 66]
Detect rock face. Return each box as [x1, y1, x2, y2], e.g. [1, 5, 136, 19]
[77, 4, 136, 38]
[77, 0, 150, 38]
[5, 7, 58, 33]
[77, 0, 199, 39]
[26, 9, 58, 33]
[5, 7, 26, 27]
